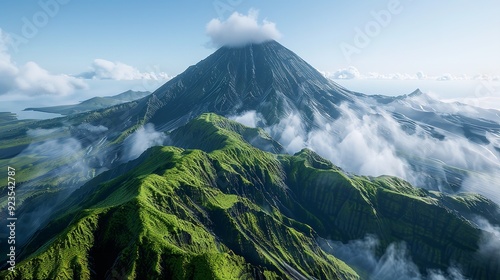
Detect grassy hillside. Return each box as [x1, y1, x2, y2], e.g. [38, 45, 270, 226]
[1, 113, 498, 279]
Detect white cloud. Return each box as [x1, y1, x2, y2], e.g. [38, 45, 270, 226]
[321, 235, 468, 280]
[206, 9, 282, 48]
[122, 123, 167, 161]
[329, 66, 361, 79]
[320, 235, 379, 273]
[229, 110, 264, 128]
[369, 72, 417, 80]
[265, 99, 500, 194]
[0, 29, 86, 96]
[304, 104, 411, 179]
[437, 73, 454, 81]
[77, 59, 171, 81]
[269, 113, 306, 152]
[12, 128, 113, 244]
[474, 217, 500, 263]
[324, 67, 499, 82]
[15, 62, 86, 95]
[323, 68, 421, 80]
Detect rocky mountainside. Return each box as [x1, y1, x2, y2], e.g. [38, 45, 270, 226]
[145, 41, 354, 131]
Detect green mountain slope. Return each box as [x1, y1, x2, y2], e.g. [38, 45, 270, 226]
[1, 114, 498, 279]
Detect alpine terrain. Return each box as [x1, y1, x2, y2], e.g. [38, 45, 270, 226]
[0, 41, 499, 279]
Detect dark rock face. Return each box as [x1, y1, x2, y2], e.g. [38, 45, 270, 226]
[136, 41, 352, 131]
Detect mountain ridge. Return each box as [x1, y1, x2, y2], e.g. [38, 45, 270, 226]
[3, 113, 499, 279]
[24, 90, 151, 115]
[0, 40, 499, 279]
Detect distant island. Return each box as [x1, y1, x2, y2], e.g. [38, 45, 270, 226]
[24, 90, 151, 115]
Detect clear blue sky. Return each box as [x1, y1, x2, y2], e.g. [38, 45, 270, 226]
[1, 0, 499, 77]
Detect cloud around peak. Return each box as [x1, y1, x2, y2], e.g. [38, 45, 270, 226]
[206, 9, 282, 48]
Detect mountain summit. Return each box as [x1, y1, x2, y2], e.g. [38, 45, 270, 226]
[142, 40, 354, 130]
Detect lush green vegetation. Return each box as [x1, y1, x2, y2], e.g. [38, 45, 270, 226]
[1, 113, 498, 279]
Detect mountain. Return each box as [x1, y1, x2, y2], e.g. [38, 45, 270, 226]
[363, 89, 500, 192]
[144, 40, 355, 131]
[2, 114, 499, 279]
[7, 42, 498, 179]
[62, 41, 498, 194]
[24, 90, 151, 115]
[0, 41, 358, 181]
[0, 41, 499, 279]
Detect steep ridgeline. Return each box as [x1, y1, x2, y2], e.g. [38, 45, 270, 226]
[0, 41, 350, 170]
[4, 40, 351, 145]
[0, 40, 353, 226]
[3, 114, 498, 279]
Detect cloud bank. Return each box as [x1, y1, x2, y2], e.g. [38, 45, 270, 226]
[474, 217, 500, 264]
[0, 29, 86, 96]
[206, 9, 282, 47]
[320, 235, 468, 280]
[11, 129, 97, 246]
[328, 66, 361, 79]
[1, 28, 170, 98]
[77, 59, 171, 81]
[229, 110, 264, 128]
[323, 66, 500, 82]
[257, 99, 500, 198]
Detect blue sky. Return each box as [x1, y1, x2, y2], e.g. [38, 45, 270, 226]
[1, 0, 500, 114]
[1, 0, 499, 76]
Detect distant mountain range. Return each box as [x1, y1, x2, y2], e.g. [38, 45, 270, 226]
[24, 90, 151, 115]
[0, 41, 499, 279]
